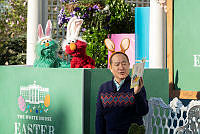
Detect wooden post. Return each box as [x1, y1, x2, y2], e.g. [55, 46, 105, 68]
[167, 0, 174, 97]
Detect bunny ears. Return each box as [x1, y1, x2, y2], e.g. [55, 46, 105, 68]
[104, 38, 130, 54]
[38, 20, 52, 40]
[66, 16, 83, 40]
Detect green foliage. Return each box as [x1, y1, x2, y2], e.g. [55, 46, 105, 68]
[105, 0, 135, 33]
[59, 0, 134, 68]
[77, 0, 106, 5]
[128, 123, 145, 134]
[82, 28, 108, 68]
[0, 35, 26, 65]
[0, 0, 27, 65]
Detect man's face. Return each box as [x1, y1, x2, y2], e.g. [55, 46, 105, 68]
[109, 53, 130, 82]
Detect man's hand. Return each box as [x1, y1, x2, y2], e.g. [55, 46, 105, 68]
[134, 77, 144, 94]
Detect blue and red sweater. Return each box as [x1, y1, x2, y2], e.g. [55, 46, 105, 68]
[95, 76, 149, 134]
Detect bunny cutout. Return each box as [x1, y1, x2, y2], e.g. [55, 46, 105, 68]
[62, 16, 95, 68]
[34, 20, 70, 68]
[104, 38, 130, 63]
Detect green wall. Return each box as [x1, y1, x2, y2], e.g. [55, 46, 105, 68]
[0, 67, 168, 134]
[174, 0, 200, 91]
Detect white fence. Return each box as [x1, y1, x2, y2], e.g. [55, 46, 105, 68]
[48, 0, 63, 40]
[144, 97, 200, 134]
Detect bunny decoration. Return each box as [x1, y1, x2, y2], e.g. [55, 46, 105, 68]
[34, 20, 70, 68]
[104, 38, 130, 63]
[62, 16, 95, 68]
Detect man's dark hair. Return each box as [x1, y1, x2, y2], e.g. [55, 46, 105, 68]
[109, 52, 130, 65]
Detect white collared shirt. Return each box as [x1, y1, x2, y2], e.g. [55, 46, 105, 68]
[113, 79, 125, 91]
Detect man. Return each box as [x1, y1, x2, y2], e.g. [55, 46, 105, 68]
[95, 52, 149, 134]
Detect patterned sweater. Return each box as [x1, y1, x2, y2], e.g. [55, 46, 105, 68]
[95, 76, 149, 134]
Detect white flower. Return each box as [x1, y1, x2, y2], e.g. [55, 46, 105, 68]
[102, 5, 111, 15]
[103, 5, 109, 11]
[23, 2, 27, 6]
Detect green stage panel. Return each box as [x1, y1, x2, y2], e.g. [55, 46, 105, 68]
[84, 68, 169, 134]
[0, 67, 168, 134]
[84, 69, 112, 134]
[174, 0, 200, 91]
[0, 66, 84, 134]
[143, 69, 169, 103]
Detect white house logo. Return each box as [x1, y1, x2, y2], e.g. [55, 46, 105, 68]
[15, 81, 55, 134]
[18, 81, 50, 114]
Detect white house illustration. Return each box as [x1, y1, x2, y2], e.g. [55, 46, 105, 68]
[20, 81, 49, 104]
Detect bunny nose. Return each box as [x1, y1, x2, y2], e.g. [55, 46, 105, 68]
[45, 43, 49, 47]
[70, 43, 76, 51]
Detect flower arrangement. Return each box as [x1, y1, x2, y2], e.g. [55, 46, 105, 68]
[58, 0, 135, 68]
